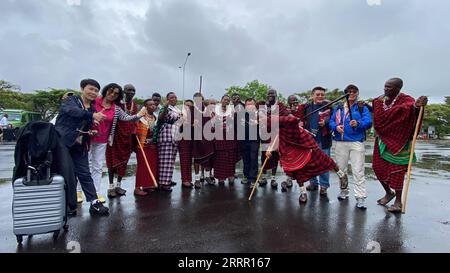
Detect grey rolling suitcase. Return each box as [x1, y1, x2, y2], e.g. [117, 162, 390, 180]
[12, 170, 68, 244]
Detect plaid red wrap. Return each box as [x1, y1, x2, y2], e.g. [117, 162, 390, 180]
[105, 101, 138, 177]
[191, 105, 215, 169]
[372, 141, 407, 191]
[135, 143, 158, 190]
[213, 149, 237, 180]
[273, 115, 336, 182]
[285, 148, 336, 183]
[178, 139, 193, 182]
[372, 92, 419, 190]
[373, 93, 417, 154]
[261, 151, 279, 170]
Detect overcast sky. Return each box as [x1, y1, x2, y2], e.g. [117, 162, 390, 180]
[1, 0, 449, 102]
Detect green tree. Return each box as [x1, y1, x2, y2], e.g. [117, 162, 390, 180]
[226, 80, 272, 103]
[422, 103, 450, 138]
[445, 96, 450, 105]
[0, 80, 33, 110]
[0, 80, 20, 91]
[31, 89, 77, 121]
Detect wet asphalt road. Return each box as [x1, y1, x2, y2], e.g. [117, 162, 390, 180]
[0, 142, 449, 253]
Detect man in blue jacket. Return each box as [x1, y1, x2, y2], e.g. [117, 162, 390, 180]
[55, 79, 109, 216]
[330, 84, 372, 209]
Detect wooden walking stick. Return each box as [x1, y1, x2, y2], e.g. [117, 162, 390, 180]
[248, 135, 279, 201]
[402, 106, 424, 214]
[135, 135, 158, 188]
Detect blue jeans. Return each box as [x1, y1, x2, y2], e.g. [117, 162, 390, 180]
[309, 145, 331, 188]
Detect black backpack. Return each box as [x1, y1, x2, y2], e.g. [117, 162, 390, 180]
[13, 121, 58, 184]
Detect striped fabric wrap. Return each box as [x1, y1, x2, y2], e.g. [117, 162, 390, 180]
[135, 122, 147, 145]
[135, 114, 156, 144]
[378, 137, 416, 165]
[280, 146, 312, 172]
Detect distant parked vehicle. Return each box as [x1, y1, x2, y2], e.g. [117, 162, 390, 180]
[442, 134, 450, 140]
[0, 109, 43, 130]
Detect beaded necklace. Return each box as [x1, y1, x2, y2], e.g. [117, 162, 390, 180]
[126, 101, 134, 114]
[383, 94, 399, 111]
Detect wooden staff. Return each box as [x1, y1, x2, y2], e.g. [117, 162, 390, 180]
[135, 135, 158, 188]
[248, 135, 279, 201]
[402, 106, 424, 214]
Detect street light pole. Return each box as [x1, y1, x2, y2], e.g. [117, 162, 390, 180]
[180, 52, 191, 102]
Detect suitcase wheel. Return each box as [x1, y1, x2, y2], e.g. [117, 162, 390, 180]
[16, 235, 23, 244]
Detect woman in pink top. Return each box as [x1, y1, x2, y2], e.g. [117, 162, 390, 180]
[77, 83, 144, 203]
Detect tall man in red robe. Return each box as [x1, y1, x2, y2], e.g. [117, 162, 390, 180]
[372, 78, 427, 213]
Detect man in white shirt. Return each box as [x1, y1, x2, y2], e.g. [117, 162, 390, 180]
[0, 114, 9, 128]
[152, 92, 163, 118]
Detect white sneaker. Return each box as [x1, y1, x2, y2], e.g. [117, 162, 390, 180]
[337, 189, 349, 201]
[356, 198, 367, 210]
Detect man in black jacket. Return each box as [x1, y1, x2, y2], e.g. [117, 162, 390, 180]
[55, 79, 109, 216]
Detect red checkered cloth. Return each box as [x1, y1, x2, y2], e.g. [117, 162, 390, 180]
[277, 115, 318, 151]
[213, 149, 237, 180]
[135, 143, 158, 190]
[285, 147, 336, 184]
[261, 151, 279, 170]
[279, 145, 311, 172]
[258, 101, 288, 145]
[274, 114, 335, 183]
[105, 101, 138, 177]
[192, 105, 215, 169]
[178, 139, 193, 182]
[372, 138, 407, 191]
[373, 93, 417, 154]
[372, 92, 420, 191]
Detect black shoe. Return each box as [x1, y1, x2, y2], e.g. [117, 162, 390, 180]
[259, 178, 267, 187]
[281, 181, 288, 192]
[205, 177, 216, 185]
[115, 187, 127, 196]
[68, 208, 77, 217]
[170, 181, 177, 186]
[271, 180, 278, 189]
[159, 185, 173, 192]
[228, 177, 235, 185]
[89, 201, 109, 216]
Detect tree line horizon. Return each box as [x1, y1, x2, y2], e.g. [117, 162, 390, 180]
[1, 79, 449, 137]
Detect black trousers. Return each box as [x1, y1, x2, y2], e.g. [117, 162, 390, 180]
[68, 144, 97, 205]
[240, 140, 259, 183]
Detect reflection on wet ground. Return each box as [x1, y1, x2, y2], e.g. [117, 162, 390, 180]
[0, 141, 449, 253]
